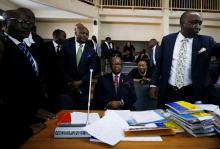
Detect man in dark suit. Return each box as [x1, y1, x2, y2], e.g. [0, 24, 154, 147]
[44, 29, 66, 113]
[149, 11, 220, 109]
[94, 56, 136, 110]
[148, 38, 159, 76]
[0, 10, 45, 148]
[101, 36, 114, 60]
[59, 24, 100, 110]
[17, 7, 56, 119]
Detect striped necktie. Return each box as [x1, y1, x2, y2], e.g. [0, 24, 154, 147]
[18, 42, 38, 76]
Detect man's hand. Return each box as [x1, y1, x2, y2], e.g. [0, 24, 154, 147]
[149, 87, 158, 99]
[36, 108, 56, 120]
[107, 101, 121, 109]
[68, 80, 82, 89]
[30, 123, 46, 134]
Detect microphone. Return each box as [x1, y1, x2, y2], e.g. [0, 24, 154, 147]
[86, 69, 93, 125]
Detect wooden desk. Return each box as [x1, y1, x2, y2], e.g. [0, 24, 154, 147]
[20, 110, 220, 149]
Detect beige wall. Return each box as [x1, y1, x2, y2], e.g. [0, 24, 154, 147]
[170, 25, 220, 42]
[99, 23, 163, 41]
[35, 21, 93, 39]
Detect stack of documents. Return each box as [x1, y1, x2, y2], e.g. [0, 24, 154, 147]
[84, 111, 164, 146]
[166, 101, 217, 137]
[105, 109, 166, 125]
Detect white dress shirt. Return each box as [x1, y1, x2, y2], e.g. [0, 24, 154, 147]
[168, 32, 193, 87]
[75, 39, 85, 54]
[112, 73, 121, 84]
[52, 40, 60, 53]
[152, 45, 157, 65]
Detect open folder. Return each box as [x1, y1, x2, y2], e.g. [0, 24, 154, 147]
[124, 127, 176, 137]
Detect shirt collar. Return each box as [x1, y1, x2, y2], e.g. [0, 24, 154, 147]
[23, 32, 35, 47]
[178, 32, 193, 42]
[75, 38, 85, 48]
[52, 40, 59, 48]
[112, 73, 121, 78]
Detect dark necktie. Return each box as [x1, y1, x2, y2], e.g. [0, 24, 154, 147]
[18, 42, 38, 76]
[114, 75, 119, 93]
[56, 45, 61, 55]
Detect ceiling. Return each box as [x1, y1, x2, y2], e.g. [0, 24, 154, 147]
[6, 0, 90, 20]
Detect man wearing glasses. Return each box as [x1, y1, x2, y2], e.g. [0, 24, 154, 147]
[0, 10, 45, 148]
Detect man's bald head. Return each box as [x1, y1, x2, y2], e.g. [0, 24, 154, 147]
[75, 24, 89, 44]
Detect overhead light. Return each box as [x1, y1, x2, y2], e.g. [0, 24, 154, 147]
[0, 16, 3, 20]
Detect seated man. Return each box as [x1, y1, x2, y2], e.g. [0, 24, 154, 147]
[94, 56, 136, 110]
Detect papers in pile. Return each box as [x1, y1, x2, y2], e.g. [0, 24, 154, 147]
[166, 101, 217, 137]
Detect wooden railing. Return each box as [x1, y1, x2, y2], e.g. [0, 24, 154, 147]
[170, 0, 220, 12]
[80, 0, 220, 12]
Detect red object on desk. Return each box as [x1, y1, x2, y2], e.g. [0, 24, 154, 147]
[56, 113, 71, 126]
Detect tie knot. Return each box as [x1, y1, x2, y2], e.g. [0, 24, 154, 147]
[182, 38, 188, 43]
[18, 42, 27, 49]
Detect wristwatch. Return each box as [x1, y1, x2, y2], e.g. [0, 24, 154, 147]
[120, 99, 124, 106]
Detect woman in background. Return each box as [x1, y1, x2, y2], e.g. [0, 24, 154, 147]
[128, 59, 150, 85]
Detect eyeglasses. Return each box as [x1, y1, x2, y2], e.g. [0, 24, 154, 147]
[6, 18, 32, 25]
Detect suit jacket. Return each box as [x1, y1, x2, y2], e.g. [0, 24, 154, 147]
[94, 73, 136, 110]
[44, 41, 62, 89]
[150, 32, 220, 101]
[0, 36, 45, 146]
[60, 37, 100, 96]
[101, 41, 114, 59]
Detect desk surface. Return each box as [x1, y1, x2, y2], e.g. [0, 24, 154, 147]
[20, 110, 220, 149]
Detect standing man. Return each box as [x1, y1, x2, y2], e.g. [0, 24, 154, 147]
[148, 38, 159, 76]
[101, 36, 114, 60]
[44, 29, 66, 113]
[59, 24, 100, 109]
[0, 10, 45, 148]
[94, 56, 136, 110]
[149, 11, 220, 109]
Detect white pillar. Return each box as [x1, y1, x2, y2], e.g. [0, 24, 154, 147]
[162, 0, 170, 36]
[92, 18, 101, 42]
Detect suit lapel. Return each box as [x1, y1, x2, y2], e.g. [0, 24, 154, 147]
[108, 74, 117, 96]
[191, 36, 200, 71]
[68, 39, 77, 68]
[167, 33, 178, 70]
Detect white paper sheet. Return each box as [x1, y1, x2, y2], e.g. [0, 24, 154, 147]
[70, 112, 100, 125]
[83, 111, 129, 146]
[105, 110, 133, 121]
[131, 110, 165, 124]
[196, 104, 219, 112]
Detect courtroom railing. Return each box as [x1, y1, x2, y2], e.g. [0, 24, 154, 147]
[170, 0, 220, 12]
[80, 0, 220, 12]
[99, 0, 162, 9]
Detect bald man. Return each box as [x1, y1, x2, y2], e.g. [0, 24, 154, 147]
[149, 11, 220, 108]
[59, 24, 100, 110]
[94, 56, 136, 110]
